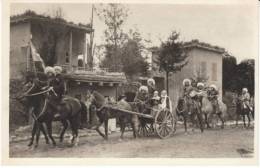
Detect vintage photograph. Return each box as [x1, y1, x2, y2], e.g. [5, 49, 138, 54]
[6, 1, 257, 161]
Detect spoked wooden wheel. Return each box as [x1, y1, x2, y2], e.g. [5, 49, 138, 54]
[155, 109, 175, 139]
[138, 118, 155, 137]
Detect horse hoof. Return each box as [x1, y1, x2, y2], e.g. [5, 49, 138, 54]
[34, 145, 38, 148]
[28, 143, 33, 147]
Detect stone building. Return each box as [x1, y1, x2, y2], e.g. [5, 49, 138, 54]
[10, 12, 126, 101]
[151, 40, 225, 107]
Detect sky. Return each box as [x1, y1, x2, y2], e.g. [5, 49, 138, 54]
[10, 3, 258, 63]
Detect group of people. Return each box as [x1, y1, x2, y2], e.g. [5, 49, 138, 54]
[182, 78, 253, 115]
[33, 66, 66, 118]
[37, 66, 253, 118]
[134, 78, 172, 116]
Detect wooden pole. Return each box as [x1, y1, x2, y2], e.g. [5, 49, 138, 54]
[69, 30, 73, 71]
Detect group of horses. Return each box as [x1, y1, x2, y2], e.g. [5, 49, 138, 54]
[176, 91, 254, 134]
[15, 74, 254, 148]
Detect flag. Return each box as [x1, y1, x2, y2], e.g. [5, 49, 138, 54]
[30, 41, 45, 70]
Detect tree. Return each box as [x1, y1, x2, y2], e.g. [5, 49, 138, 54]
[235, 59, 255, 95]
[120, 39, 149, 79]
[222, 55, 237, 94]
[96, 4, 129, 71]
[157, 31, 188, 93]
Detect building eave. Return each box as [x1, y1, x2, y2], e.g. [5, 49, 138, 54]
[10, 16, 93, 33]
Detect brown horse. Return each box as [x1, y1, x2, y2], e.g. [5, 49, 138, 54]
[200, 92, 227, 129]
[176, 97, 204, 133]
[19, 75, 84, 147]
[85, 91, 139, 140]
[234, 97, 251, 128]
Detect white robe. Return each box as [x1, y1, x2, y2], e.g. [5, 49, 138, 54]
[160, 96, 173, 113]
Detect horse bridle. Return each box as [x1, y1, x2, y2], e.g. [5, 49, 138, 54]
[19, 83, 58, 121]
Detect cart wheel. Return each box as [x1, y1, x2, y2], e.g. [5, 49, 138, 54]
[138, 119, 154, 137]
[155, 109, 175, 139]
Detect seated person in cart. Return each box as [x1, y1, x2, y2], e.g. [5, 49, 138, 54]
[150, 91, 160, 116]
[134, 85, 149, 114]
[160, 90, 173, 113]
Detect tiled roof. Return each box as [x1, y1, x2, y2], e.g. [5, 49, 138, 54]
[183, 39, 225, 54]
[64, 71, 127, 83]
[10, 11, 93, 33]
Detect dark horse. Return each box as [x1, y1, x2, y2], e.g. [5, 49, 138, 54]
[85, 91, 139, 140]
[176, 97, 204, 133]
[18, 73, 84, 147]
[234, 97, 251, 128]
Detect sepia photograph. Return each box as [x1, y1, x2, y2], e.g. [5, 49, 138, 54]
[1, 0, 258, 165]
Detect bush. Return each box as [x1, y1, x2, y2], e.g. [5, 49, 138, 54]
[9, 79, 29, 132]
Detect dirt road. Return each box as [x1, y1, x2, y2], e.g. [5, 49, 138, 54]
[9, 126, 254, 158]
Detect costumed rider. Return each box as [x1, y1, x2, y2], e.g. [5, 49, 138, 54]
[195, 82, 205, 107]
[207, 84, 220, 114]
[134, 85, 149, 114]
[182, 78, 194, 114]
[52, 66, 66, 104]
[241, 88, 253, 111]
[160, 90, 173, 113]
[147, 78, 156, 99]
[43, 66, 66, 119]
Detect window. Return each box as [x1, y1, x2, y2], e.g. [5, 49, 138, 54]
[65, 52, 70, 64]
[212, 63, 217, 81]
[200, 61, 207, 77]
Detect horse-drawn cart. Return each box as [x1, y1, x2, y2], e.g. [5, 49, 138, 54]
[109, 105, 176, 139]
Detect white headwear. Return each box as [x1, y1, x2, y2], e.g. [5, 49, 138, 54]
[147, 78, 155, 86]
[139, 85, 148, 93]
[209, 84, 217, 90]
[183, 79, 191, 86]
[197, 82, 204, 87]
[242, 88, 248, 93]
[54, 66, 62, 74]
[161, 90, 168, 98]
[44, 66, 55, 75]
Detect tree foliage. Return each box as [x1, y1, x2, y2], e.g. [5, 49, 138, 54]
[96, 4, 129, 71]
[156, 31, 188, 92]
[223, 55, 237, 93]
[235, 59, 255, 95]
[222, 57, 255, 96]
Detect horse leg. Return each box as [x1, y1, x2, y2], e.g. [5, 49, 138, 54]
[46, 121, 56, 146]
[120, 121, 126, 140]
[247, 114, 251, 128]
[95, 118, 106, 139]
[28, 120, 37, 147]
[183, 114, 188, 134]
[242, 115, 246, 128]
[196, 111, 204, 133]
[59, 120, 68, 143]
[204, 114, 210, 129]
[236, 113, 239, 127]
[35, 125, 41, 148]
[218, 113, 225, 129]
[104, 119, 109, 140]
[39, 123, 49, 144]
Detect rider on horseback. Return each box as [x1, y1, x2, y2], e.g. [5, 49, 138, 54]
[207, 84, 220, 114]
[241, 88, 253, 111]
[182, 78, 194, 114]
[42, 66, 66, 119]
[195, 82, 205, 107]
